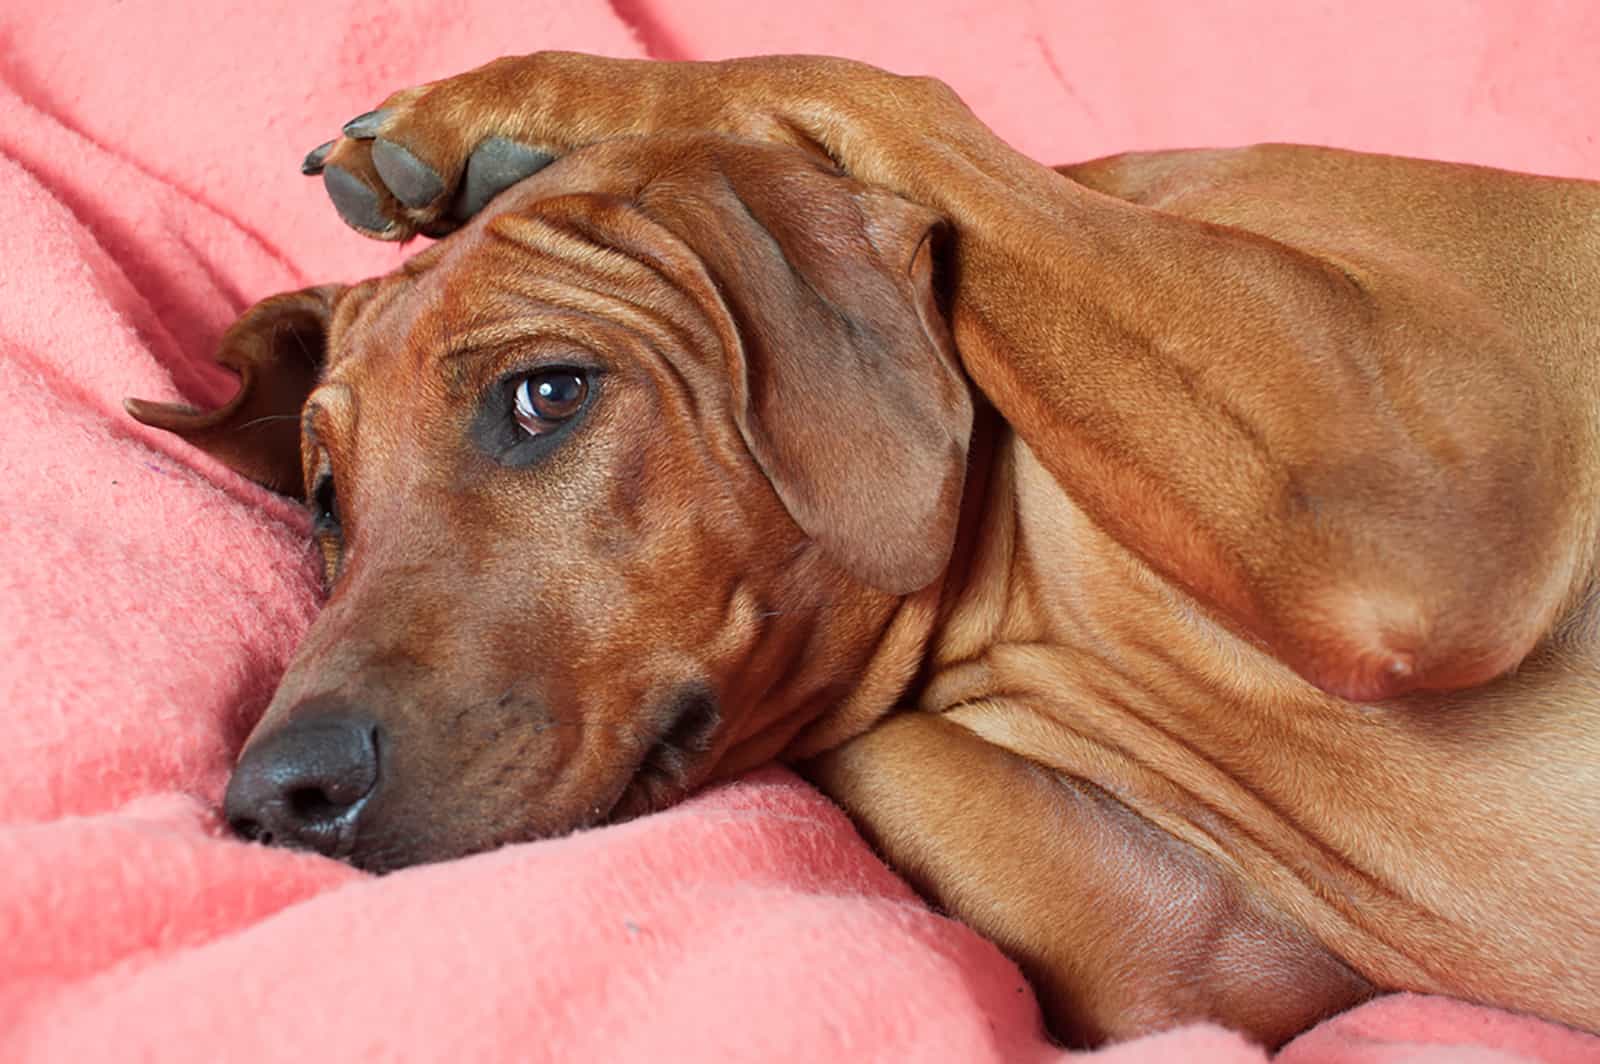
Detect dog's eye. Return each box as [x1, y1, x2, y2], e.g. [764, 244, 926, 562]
[311, 473, 340, 533]
[474, 365, 598, 466]
[513, 369, 589, 436]
[309, 471, 343, 587]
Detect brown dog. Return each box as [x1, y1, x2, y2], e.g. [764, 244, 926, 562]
[126, 54, 1600, 1048]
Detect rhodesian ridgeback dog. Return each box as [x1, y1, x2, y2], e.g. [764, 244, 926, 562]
[125, 54, 1600, 1048]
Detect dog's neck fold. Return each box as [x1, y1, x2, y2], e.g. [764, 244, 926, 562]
[709, 409, 1008, 774]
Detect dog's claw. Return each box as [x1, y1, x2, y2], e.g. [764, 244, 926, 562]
[301, 141, 335, 175]
[452, 137, 557, 221]
[372, 138, 445, 208]
[342, 109, 389, 139]
[323, 165, 393, 235]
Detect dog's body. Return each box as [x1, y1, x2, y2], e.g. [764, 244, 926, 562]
[127, 55, 1599, 1048]
[812, 144, 1600, 1044]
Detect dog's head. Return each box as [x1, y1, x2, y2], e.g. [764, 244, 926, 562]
[127, 135, 972, 871]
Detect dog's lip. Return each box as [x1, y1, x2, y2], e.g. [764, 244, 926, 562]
[334, 697, 719, 867]
[600, 689, 722, 826]
[598, 736, 690, 828]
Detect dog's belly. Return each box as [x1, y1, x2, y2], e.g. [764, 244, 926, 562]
[921, 436, 1600, 1029]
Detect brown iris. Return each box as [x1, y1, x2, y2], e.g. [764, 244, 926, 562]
[512, 370, 589, 436]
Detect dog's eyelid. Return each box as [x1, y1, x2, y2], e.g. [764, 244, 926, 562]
[301, 400, 345, 454]
[497, 347, 605, 375]
[443, 325, 601, 364]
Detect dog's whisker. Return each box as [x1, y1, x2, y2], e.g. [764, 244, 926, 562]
[231, 413, 305, 432]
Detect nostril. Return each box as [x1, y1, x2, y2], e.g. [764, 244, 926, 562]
[229, 814, 265, 842]
[227, 812, 280, 850]
[286, 785, 344, 823]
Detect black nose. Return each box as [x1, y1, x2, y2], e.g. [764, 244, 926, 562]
[223, 712, 381, 859]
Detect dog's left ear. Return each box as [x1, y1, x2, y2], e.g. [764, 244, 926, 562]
[643, 143, 974, 595]
[125, 284, 344, 498]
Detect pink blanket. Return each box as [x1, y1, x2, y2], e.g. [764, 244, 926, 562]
[3, 2, 1598, 1060]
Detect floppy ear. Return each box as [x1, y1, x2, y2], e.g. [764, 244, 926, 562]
[125, 284, 343, 498]
[644, 145, 973, 595]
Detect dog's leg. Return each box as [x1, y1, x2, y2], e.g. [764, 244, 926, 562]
[304, 54, 1597, 700]
[803, 710, 1373, 1047]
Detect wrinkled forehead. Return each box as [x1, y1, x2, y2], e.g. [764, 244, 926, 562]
[294, 150, 754, 500]
[321, 156, 731, 394]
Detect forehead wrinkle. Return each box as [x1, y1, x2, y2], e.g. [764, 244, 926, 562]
[461, 192, 736, 364]
[490, 273, 714, 366]
[444, 280, 718, 431]
[415, 235, 726, 410]
[483, 211, 721, 339]
[480, 228, 726, 364]
[325, 271, 429, 387]
[433, 317, 549, 366]
[484, 207, 650, 283]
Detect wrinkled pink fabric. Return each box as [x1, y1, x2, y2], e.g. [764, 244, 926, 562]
[2, 2, 1597, 1061]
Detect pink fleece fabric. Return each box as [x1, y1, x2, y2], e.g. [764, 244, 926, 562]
[2, 2, 1597, 1060]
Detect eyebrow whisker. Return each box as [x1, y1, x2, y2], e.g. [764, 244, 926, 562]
[233, 413, 305, 432]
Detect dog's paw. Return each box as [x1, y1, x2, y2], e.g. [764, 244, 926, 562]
[298, 53, 688, 240]
[302, 79, 556, 241]
[297, 52, 911, 241]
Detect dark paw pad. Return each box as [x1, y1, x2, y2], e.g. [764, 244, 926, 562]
[452, 137, 556, 221]
[372, 138, 445, 208]
[323, 165, 390, 234]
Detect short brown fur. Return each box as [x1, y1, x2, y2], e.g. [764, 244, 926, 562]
[128, 55, 1600, 1049]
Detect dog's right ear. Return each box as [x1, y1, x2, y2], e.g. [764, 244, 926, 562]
[630, 141, 972, 596]
[125, 284, 344, 498]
